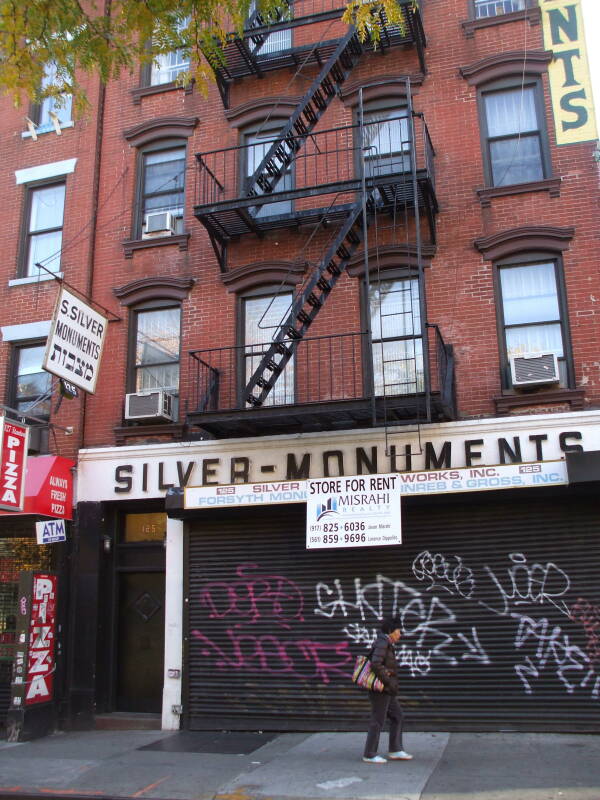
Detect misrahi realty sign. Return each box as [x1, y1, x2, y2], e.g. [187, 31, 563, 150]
[43, 287, 108, 394]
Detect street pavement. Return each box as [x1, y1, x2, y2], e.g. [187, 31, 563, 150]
[0, 729, 598, 800]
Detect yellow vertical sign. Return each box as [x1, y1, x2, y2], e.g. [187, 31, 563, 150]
[541, 0, 598, 144]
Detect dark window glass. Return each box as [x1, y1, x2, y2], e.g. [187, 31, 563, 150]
[140, 146, 185, 236]
[13, 344, 52, 421]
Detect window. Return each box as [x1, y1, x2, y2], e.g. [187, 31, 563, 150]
[362, 106, 411, 178]
[248, 0, 292, 55]
[243, 291, 294, 405]
[131, 305, 181, 403]
[480, 81, 549, 187]
[137, 144, 186, 237]
[22, 181, 65, 277]
[369, 277, 423, 396]
[33, 62, 72, 130]
[245, 126, 293, 217]
[11, 344, 52, 421]
[149, 18, 190, 85]
[497, 260, 571, 387]
[474, 0, 531, 19]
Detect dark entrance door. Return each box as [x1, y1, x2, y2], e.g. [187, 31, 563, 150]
[114, 511, 167, 714]
[116, 571, 165, 712]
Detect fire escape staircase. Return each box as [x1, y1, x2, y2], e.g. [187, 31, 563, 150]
[244, 198, 371, 407]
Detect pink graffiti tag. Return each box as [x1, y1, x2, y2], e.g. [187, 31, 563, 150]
[191, 628, 353, 683]
[199, 563, 304, 629]
[571, 598, 600, 665]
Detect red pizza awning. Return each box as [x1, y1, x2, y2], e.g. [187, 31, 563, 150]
[0, 455, 75, 520]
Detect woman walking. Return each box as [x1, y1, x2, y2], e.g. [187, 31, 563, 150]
[363, 616, 412, 764]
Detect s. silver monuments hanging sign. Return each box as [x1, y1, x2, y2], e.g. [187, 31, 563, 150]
[43, 287, 108, 394]
[306, 473, 401, 549]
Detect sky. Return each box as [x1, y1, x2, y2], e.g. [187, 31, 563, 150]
[581, 0, 599, 131]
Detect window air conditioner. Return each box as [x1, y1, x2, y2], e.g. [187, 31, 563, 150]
[142, 211, 176, 239]
[510, 352, 560, 388]
[124, 390, 176, 421]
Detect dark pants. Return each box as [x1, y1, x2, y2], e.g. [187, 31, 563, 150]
[363, 691, 404, 758]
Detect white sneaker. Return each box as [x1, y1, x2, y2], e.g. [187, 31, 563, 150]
[363, 755, 387, 764]
[388, 750, 413, 760]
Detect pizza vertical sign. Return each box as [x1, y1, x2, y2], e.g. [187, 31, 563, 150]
[0, 416, 29, 511]
[43, 287, 108, 394]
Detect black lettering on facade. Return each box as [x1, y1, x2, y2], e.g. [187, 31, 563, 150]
[177, 461, 195, 487]
[465, 439, 484, 467]
[425, 441, 451, 469]
[202, 458, 220, 485]
[356, 446, 377, 475]
[498, 436, 522, 464]
[549, 5, 578, 46]
[560, 430, 584, 453]
[560, 89, 588, 130]
[230, 457, 250, 484]
[158, 462, 174, 491]
[142, 462, 148, 492]
[323, 450, 344, 477]
[114, 465, 133, 493]
[554, 48, 580, 87]
[529, 434, 548, 461]
[286, 453, 311, 480]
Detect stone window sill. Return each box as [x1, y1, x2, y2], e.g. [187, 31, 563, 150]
[477, 177, 561, 208]
[122, 232, 190, 259]
[22, 121, 74, 139]
[462, 7, 540, 38]
[494, 387, 585, 416]
[131, 82, 193, 105]
[9, 272, 63, 287]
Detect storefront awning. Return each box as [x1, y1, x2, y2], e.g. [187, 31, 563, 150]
[0, 455, 75, 520]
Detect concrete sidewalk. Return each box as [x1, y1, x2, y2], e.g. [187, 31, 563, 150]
[0, 729, 598, 800]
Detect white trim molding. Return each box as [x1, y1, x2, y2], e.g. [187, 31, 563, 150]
[1, 320, 52, 342]
[15, 158, 77, 185]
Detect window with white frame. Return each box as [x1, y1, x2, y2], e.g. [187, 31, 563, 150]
[243, 291, 294, 405]
[474, 0, 531, 20]
[23, 181, 65, 277]
[33, 62, 73, 130]
[150, 18, 190, 85]
[248, 0, 292, 55]
[497, 260, 570, 387]
[369, 277, 424, 396]
[11, 343, 52, 421]
[481, 81, 549, 187]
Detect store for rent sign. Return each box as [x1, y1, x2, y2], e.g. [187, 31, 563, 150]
[0, 416, 29, 511]
[306, 473, 401, 550]
[541, 0, 598, 144]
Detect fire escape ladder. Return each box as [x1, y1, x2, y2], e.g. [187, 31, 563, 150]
[245, 27, 363, 207]
[244, 199, 370, 407]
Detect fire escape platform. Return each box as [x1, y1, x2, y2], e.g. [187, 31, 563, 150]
[194, 171, 437, 243]
[187, 392, 449, 439]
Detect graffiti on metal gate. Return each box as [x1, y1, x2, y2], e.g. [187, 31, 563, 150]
[191, 551, 598, 701]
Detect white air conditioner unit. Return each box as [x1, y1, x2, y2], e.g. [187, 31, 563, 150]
[124, 390, 176, 421]
[142, 211, 176, 239]
[510, 352, 560, 388]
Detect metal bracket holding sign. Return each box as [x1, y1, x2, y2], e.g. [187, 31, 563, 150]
[43, 287, 108, 394]
[0, 415, 29, 511]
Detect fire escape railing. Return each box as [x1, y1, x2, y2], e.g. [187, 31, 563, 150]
[187, 325, 455, 422]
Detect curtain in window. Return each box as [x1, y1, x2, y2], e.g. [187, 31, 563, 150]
[244, 293, 294, 405]
[500, 263, 564, 358]
[39, 63, 72, 127]
[363, 109, 411, 177]
[485, 87, 543, 186]
[246, 132, 293, 217]
[27, 184, 65, 275]
[16, 345, 52, 420]
[249, 0, 292, 55]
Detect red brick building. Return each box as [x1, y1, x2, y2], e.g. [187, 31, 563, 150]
[1, 0, 600, 737]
